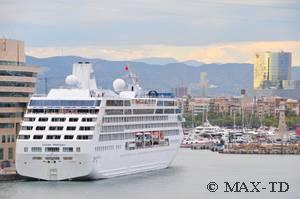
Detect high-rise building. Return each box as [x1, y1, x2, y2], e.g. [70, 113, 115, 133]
[200, 72, 208, 97]
[0, 39, 38, 165]
[253, 51, 292, 89]
[172, 87, 188, 98]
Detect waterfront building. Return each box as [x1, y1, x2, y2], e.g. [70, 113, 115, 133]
[172, 87, 188, 98]
[208, 97, 229, 113]
[177, 95, 191, 115]
[253, 51, 292, 89]
[286, 99, 300, 116]
[189, 97, 210, 116]
[0, 39, 38, 165]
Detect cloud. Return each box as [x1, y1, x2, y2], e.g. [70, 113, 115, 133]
[26, 40, 300, 65]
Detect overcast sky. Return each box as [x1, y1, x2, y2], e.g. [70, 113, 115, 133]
[1, 0, 300, 64]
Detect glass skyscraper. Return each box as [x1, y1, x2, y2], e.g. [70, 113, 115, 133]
[253, 51, 292, 89]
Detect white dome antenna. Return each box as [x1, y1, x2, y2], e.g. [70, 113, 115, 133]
[65, 75, 79, 86]
[113, 78, 126, 92]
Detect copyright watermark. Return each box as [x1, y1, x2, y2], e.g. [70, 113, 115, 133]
[207, 181, 290, 193]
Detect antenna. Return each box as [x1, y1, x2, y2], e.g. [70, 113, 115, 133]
[123, 64, 139, 86]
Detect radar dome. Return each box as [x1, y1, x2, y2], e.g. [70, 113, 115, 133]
[113, 78, 126, 92]
[65, 75, 79, 86]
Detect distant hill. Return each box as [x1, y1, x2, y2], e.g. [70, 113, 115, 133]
[131, 57, 204, 67]
[26, 55, 300, 96]
[131, 57, 178, 65]
[180, 60, 204, 67]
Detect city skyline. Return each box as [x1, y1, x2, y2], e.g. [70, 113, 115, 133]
[1, 0, 299, 65]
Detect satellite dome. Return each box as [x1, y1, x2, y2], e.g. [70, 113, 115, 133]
[65, 75, 79, 86]
[113, 78, 126, 92]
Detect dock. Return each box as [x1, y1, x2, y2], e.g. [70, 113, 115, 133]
[0, 168, 25, 181]
[221, 143, 300, 155]
[190, 142, 300, 155]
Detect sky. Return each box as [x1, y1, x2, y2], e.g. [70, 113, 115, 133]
[1, 0, 300, 65]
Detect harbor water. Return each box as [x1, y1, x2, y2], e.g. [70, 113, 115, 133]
[0, 149, 299, 199]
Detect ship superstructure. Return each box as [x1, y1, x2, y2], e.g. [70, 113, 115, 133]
[16, 62, 183, 180]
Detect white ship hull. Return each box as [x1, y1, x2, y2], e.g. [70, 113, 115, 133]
[16, 141, 180, 181]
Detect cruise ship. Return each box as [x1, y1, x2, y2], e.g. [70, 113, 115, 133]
[16, 62, 184, 180]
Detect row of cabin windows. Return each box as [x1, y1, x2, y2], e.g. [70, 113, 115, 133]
[27, 109, 99, 114]
[29, 100, 100, 107]
[101, 122, 178, 132]
[99, 129, 179, 142]
[95, 145, 115, 151]
[105, 99, 175, 107]
[106, 100, 130, 106]
[24, 117, 97, 122]
[103, 115, 168, 123]
[21, 126, 95, 131]
[19, 134, 93, 140]
[131, 99, 156, 106]
[157, 100, 175, 106]
[25, 147, 80, 153]
[105, 109, 180, 115]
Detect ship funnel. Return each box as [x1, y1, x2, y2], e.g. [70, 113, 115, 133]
[65, 62, 97, 90]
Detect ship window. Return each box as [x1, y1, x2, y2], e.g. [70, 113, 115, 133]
[77, 109, 89, 114]
[24, 147, 28, 152]
[77, 135, 93, 140]
[36, 126, 46, 131]
[155, 109, 163, 114]
[21, 126, 33, 130]
[32, 157, 42, 160]
[66, 126, 76, 131]
[18, 135, 30, 140]
[46, 135, 61, 140]
[31, 147, 42, 152]
[164, 109, 175, 114]
[95, 100, 101, 106]
[63, 147, 73, 152]
[38, 117, 48, 122]
[24, 117, 35, 122]
[124, 100, 131, 106]
[81, 117, 97, 122]
[157, 101, 164, 106]
[132, 109, 154, 114]
[52, 117, 66, 122]
[49, 126, 63, 131]
[29, 100, 95, 107]
[45, 157, 59, 160]
[64, 135, 74, 140]
[106, 100, 123, 106]
[45, 147, 59, 152]
[32, 109, 44, 113]
[76, 147, 80, 152]
[69, 118, 78, 122]
[176, 109, 181, 113]
[105, 109, 123, 115]
[33, 135, 43, 140]
[79, 126, 95, 131]
[124, 109, 132, 115]
[164, 101, 175, 106]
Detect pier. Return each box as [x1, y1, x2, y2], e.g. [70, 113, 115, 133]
[189, 142, 300, 155]
[222, 143, 300, 155]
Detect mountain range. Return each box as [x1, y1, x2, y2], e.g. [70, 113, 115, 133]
[26, 56, 300, 96]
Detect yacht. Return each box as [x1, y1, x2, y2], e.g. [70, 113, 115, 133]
[16, 62, 184, 180]
[195, 121, 228, 136]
